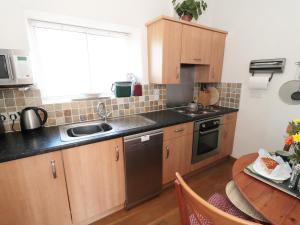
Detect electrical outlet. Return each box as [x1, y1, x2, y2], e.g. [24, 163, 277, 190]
[0, 113, 7, 122]
[8, 112, 21, 121]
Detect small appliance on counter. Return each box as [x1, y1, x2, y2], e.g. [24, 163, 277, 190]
[111, 82, 132, 97]
[132, 82, 142, 96]
[20, 107, 48, 132]
[0, 49, 33, 87]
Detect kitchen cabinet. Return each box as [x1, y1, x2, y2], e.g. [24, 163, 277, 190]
[0, 152, 72, 225]
[147, 16, 227, 84]
[62, 138, 125, 224]
[147, 19, 182, 84]
[181, 25, 212, 65]
[162, 122, 193, 184]
[220, 112, 237, 156]
[196, 32, 227, 83]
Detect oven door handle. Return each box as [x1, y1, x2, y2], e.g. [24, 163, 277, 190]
[199, 128, 220, 135]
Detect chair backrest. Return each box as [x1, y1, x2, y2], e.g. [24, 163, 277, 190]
[174, 173, 262, 225]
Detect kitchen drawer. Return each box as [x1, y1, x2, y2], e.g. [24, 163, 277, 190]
[223, 112, 237, 124]
[163, 122, 193, 140]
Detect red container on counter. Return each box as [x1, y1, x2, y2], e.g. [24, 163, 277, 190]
[133, 83, 142, 96]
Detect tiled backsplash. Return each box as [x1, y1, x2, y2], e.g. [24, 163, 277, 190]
[0, 82, 241, 133]
[194, 82, 242, 109]
[0, 84, 167, 132]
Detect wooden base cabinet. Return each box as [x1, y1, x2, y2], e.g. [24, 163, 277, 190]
[0, 152, 72, 225]
[220, 112, 238, 157]
[162, 122, 193, 184]
[62, 138, 125, 225]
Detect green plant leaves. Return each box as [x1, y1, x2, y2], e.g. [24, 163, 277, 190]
[172, 0, 208, 20]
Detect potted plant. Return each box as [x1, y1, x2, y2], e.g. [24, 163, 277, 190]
[284, 119, 300, 163]
[172, 0, 208, 22]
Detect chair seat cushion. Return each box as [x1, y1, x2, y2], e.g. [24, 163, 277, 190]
[189, 193, 252, 225]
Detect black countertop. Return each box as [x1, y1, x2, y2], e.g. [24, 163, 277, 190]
[0, 107, 238, 163]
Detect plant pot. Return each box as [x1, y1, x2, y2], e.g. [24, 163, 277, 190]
[181, 15, 193, 22]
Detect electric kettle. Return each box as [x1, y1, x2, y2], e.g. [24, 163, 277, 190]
[20, 107, 48, 132]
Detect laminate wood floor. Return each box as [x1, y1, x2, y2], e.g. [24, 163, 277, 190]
[91, 158, 235, 225]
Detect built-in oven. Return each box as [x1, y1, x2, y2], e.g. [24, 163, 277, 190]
[191, 116, 223, 164]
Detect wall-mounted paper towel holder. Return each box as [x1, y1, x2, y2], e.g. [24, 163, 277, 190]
[249, 58, 286, 82]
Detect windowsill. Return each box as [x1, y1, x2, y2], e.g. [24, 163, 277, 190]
[42, 93, 112, 104]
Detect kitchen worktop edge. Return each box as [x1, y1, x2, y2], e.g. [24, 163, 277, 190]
[0, 107, 238, 163]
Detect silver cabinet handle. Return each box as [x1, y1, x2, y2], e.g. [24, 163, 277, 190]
[50, 160, 57, 179]
[175, 128, 184, 133]
[193, 58, 202, 61]
[166, 146, 170, 159]
[115, 145, 119, 162]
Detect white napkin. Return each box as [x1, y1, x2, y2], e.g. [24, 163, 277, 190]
[253, 148, 292, 181]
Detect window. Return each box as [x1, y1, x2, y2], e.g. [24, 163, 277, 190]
[29, 20, 134, 102]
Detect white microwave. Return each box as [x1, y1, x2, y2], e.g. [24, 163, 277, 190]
[0, 49, 33, 87]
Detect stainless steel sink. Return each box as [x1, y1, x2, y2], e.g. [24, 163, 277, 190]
[66, 123, 113, 137]
[59, 115, 156, 142]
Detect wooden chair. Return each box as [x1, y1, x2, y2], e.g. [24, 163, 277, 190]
[174, 172, 262, 225]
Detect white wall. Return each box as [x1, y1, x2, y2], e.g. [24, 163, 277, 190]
[0, 0, 173, 49]
[211, 0, 300, 158]
[0, 0, 174, 84]
[0, 0, 213, 84]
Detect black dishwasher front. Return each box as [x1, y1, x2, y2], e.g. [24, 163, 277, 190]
[124, 129, 163, 209]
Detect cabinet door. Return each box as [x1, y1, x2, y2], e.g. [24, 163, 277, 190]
[220, 113, 237, 156]
[62, 138, 125, 224]
[181, 25, 212, 65]
[147, 20, 182, 84]
[0, 152, 72, 225]
[163, 20, 182, 84]
[163, 134, 193, 184]
[209, 32, 226, 82]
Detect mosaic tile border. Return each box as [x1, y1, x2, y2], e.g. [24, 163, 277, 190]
[0, 84, 167, 132]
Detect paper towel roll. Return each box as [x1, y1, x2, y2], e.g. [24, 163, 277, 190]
[248, 76, 269, 89]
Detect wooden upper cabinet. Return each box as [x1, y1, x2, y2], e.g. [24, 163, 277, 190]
[147, 19, 182, 84]
[195, 32, 227, 83]
[62, 138, 125, 224]
[147, 16, 227, 84]
[0, 152, 72, 225]
[208, 32, 227, 82]
[181, 25, 213, 65]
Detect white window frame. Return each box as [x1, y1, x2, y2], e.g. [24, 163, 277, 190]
[28, 18, 136, 103]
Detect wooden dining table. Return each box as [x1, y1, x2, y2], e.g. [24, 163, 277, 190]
[232, 153, 300, 225]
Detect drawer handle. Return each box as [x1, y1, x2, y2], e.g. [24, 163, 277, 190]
[115, 145, 120, 162]
[175, 128, 184, 133]
[193, 58, 202, 61]
[166, 146, 170, 159]
[51, 160, 57, 179]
